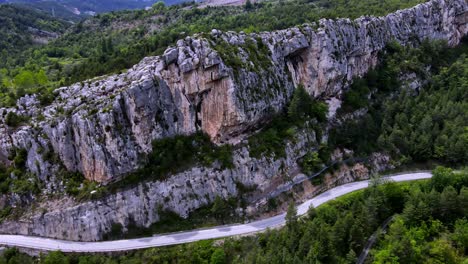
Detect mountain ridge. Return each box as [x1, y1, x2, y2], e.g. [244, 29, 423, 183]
[0, 0, 187, 21]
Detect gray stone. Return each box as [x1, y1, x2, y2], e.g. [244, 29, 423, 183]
[0, 0, 465, 241]
[0, 0, 464, 183]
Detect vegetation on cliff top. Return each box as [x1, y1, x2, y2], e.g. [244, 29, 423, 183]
[0, 0, 425, 108]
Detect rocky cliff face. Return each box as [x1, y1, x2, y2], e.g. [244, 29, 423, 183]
[0, 130, 312, 241]
[0, 0, 466, 241]
[0, 0, 466, 183]
[0, 129, 391, 242]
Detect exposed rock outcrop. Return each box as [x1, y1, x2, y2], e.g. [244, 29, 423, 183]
[0, 0, 466, 241]
[0, 129, 316, 241]
[0, 0, 465, 183]
[0, 129, 392, 242]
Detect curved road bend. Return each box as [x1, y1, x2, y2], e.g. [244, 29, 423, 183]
[0, 172, 431, 253]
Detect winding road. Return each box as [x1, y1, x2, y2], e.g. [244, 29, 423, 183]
[0, 172, 431, 253]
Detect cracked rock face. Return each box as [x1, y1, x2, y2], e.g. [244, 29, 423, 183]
[0, 130, 316, 241]
[0, 0, 465, 183]
[0, 0, 466, 241]
[0, 130, 392, 242]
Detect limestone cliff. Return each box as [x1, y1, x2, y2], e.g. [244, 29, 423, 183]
[0, 0, 465, 183]
[0, 129, 390, 241]
[0, 0, 466, 241]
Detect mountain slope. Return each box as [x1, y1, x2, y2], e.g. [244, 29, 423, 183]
[0, 0, 187, 20]
[0, 4, 70, 56]
[0, 0, 465, 242]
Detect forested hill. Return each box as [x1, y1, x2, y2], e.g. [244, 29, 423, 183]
[0, 4, 70, 56]
[0, 0, 188, 21]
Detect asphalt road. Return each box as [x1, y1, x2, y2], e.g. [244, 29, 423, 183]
[0, 172, 431, 253]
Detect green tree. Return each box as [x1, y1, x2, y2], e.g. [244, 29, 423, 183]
[13, 70, 35, 90]
[299, 151, 322, 175]
[307, 204, 317, 220]
[286, 202, 298, 231]
[345, 249, 357, 264]
[245, 0, 253, 10]
[332, 212, 353, 255]
[427, 239, 460, 264]
[35, 69, 48, 86]
[458, 187, 468, 216]
[349, 220, 365, 253]
[288, 84, 327, 123]
[210, 248, 226, 264]
[306, 223, 334, 262]
[211, 196, 228, 223]
[373, 249, 399, 264]
[5, 112, 29, 128]
[452, 219, 468, 253]
[152, 1, 165, 11]
[440, 186, 459, 220]
[431, 166, 454, 192]
[402, 199, 430, 226]
[42, 251, 69, 264]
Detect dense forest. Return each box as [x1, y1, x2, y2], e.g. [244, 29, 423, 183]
[2, 167, 466, 263]
[330, 39, 468, 166]
[0, 4, 69, 55]
[0, 4, 71, 106]
[1, 0, 189, 19]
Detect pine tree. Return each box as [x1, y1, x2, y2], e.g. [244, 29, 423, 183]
[307, 204, 317, 220]
[245, 0, 253, 10]
[458, 187, 468, 216]
[211, 196, 228, 224]
[440, 186, 459, 220]
[286, 202, 298, 231]
[210, 248, 226, 264]
[345, 249, 357, 264]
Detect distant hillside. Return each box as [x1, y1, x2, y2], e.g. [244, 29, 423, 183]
[3, 1, 85, 21]
[0, 4, 70, 57]
[0, 0, 189, 21]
